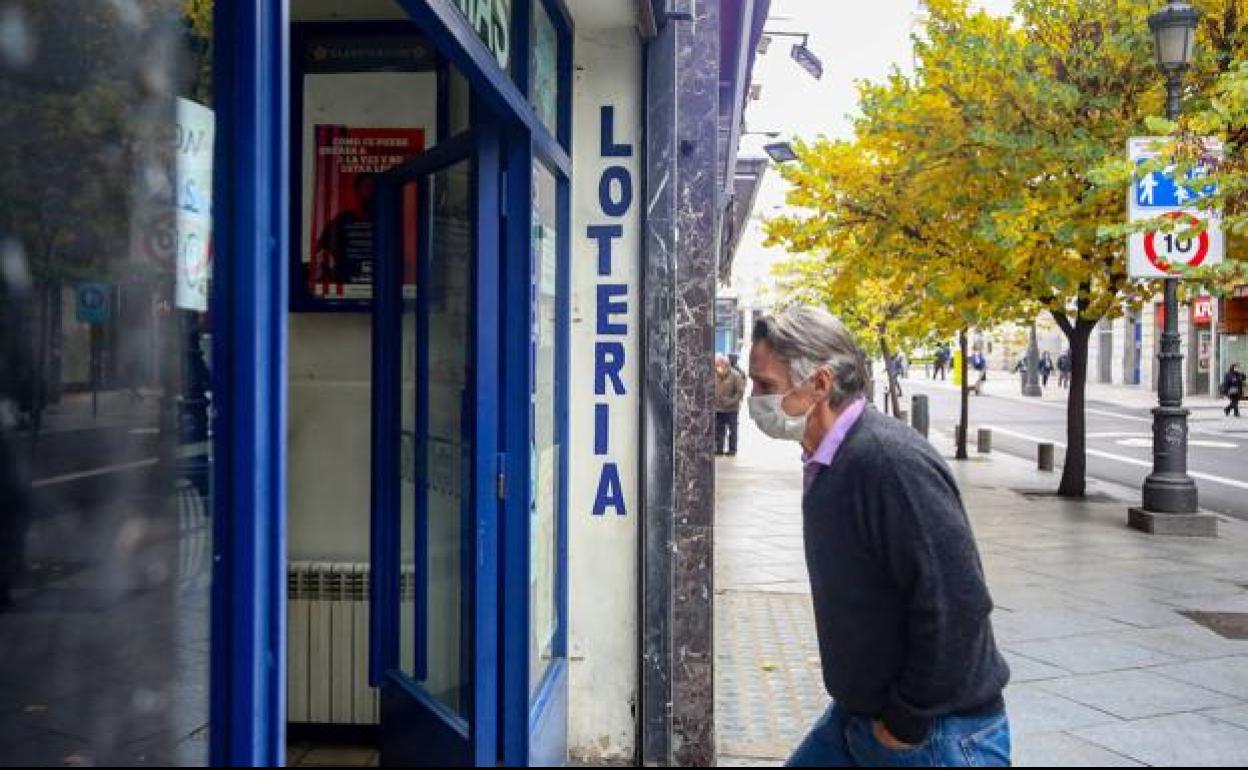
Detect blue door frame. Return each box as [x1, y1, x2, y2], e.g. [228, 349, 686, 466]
[208, 1, 573, 765]
[393, 1, 573, 765]
[209, 1, 288, 766]
[369, 126, 502, 767]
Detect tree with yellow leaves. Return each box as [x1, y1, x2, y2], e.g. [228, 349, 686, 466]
[769, 0, 1214, 497]
[765, 67, 1032, 460]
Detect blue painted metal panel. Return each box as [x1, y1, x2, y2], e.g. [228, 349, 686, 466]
[209, 1, 288, 766]
[471, 121, 503, 766]
[500, 127, 535, 768]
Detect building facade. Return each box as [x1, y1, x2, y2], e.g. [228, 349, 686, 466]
[0, 0, 764, 766]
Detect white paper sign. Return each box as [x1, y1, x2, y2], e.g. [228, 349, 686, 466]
[175, 98, 215, 311]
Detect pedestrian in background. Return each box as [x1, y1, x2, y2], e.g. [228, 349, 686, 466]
[1012, 356, 1027, 385]
[715, 354, 747, 456]
[1057, 350, 1072, 389]
[933, 343, 950, 380]
[748, 306, 1011, 768]
[970, 350, 988, 392]
[1223, 363, 1245, 418]
[1039, 352, 1054, 388]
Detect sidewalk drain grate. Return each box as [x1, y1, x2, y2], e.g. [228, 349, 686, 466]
[1011, 489, 1120, 504]
[1179, 611, 1248, 640]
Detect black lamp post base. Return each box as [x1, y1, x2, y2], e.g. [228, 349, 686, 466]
[1128, 507, 1218, 537]
[1141, 470, 1199, 513]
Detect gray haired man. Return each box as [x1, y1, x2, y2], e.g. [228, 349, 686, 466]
[747, 306, 1011, 767]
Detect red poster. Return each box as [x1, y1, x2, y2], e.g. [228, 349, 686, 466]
[307, 125, 424, 301]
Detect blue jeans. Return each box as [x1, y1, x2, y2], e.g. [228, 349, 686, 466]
[786, 703, 1011, 767]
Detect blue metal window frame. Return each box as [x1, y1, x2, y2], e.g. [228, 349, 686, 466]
[499, 0, 574, 765]
[371, 126, 503, 766]
[209, 1, 288, 766]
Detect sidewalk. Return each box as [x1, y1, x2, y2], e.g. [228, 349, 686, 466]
[714, 414, 1248, 767]
[904, 371, 1247, 434]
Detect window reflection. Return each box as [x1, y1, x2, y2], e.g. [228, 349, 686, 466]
[0, 1, 214, 765]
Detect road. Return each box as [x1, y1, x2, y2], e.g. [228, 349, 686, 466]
[904, 379, 1248, 522]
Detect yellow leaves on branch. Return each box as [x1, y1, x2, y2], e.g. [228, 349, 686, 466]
[765, 0, 1248, 341]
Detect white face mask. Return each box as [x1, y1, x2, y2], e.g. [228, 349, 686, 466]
[748, 372, 819, 442]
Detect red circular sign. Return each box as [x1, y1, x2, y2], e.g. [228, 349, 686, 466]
[1144, 212, 1210, 273]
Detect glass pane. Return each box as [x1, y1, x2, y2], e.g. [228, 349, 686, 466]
[0, 1, 215, 764]
[530, 1, 559, 136]
[411, 160, 473, 716]
[400, 181, 419, 679]
[530, 161, 560, 693]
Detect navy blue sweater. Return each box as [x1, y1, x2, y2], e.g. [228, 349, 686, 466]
[802, 408, 1009, 744]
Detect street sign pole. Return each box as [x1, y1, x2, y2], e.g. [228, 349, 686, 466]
[1126, 67, 1217, 535]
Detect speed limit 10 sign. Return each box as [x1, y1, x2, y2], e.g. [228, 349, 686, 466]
[1129, 210, 1223, 279]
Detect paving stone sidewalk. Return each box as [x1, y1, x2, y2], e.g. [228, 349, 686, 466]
[714, 416, 1248, 767]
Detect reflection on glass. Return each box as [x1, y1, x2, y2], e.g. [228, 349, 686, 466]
[410, 161, 473, 716]
[530, 1, 559, 137]
[530, 161, 560, 694]
[0, 1, 214, 765]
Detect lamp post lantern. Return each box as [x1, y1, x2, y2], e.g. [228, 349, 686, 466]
[1130, 0, 1216, 537]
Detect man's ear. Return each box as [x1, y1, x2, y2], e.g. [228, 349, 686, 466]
[813, 367, 834, 399]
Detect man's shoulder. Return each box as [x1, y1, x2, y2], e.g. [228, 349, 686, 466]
[836, 408, 949, 480]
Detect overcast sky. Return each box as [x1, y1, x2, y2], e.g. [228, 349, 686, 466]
[733, 0, 1016, 291]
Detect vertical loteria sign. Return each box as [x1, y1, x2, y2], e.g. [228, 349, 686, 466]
[588, 105, 634, 517]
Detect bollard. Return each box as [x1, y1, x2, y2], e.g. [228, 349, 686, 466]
[911, 395, 930, 438]
[1038, 442, 1055, 471]
[977, 428, 992, 454]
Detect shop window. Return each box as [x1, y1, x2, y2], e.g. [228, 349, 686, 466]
[0, 0, 216, 764]
[530, 0, 559, 137]
[530, 159, 560, 693]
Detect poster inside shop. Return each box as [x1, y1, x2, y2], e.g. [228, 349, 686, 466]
[291, 27, 438, 311]
[306, 126, 424, 302]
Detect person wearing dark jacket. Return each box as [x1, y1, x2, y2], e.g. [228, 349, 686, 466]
[748, 306, 1011, 767]
[715, 354, 747, 456]
[1223, 364, 1245, 417]
[1039, 352, 1054, 387]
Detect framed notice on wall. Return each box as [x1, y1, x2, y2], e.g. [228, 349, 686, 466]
[291, 23, 442, 312]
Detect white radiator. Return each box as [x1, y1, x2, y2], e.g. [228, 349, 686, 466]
[287, 562, 378, 725]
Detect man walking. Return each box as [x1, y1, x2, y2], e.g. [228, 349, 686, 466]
[1039, 352, 1054, 388]
[1223, 363, 1245, 418]
[715, 354, 747, 456]
[932, 343, 949, 380]
[747, 306, 1011, 767]
[1057, 350, 1072, 389]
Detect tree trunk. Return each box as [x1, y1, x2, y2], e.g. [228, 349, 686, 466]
[1057, 316, 1096, 498]
[878, 328, 902, 418]
[957, 328, 969, 460]
[31, 282, 52, 443]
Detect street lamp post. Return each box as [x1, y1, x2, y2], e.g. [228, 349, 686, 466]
[1023, 323, 1042, 397]
[1130, 0, 1216, 537]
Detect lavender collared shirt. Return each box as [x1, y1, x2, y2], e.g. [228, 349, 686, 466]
[802, 397, 867, 492]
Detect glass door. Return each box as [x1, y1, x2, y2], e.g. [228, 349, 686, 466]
[370, 127, 501, 767]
